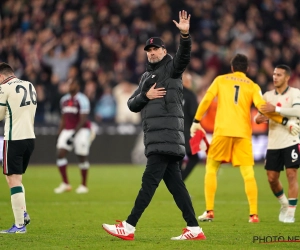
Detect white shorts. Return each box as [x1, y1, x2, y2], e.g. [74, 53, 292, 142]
[57, 128, 91, 156]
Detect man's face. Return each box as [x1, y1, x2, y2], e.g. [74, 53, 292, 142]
[273, 68, 289, 88]
[68, 79, 79, 94]
[146, 47, 166, 63]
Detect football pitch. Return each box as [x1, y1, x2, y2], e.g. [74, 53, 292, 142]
[0, 164, 299, 250]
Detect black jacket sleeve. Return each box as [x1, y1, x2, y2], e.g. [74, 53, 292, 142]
[127, 75, 150, 113]
[169, 35, 192, 79]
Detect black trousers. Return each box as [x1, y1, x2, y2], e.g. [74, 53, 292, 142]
[126, 154, 199, 227]
[180, 153, 199, 181]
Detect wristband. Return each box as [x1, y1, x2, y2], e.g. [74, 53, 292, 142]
[180, 33, 189, 38]
[275, 106, 281, 113]
[193, 119, 200, 123]
[282, 117, 288, 125]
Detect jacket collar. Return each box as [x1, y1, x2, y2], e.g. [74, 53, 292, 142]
[146, 54, 172, 72]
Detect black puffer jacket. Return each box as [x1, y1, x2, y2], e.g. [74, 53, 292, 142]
[128, 36, 191, 159]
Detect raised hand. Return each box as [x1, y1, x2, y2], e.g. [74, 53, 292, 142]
[172, 10, 191, 34]
[146, 83, 166, 100]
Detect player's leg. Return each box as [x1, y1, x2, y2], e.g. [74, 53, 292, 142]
[233, 138, 258, 222]
[239, 166, 258, 222]
[282, 144, 300, 223]
[102, 154, 167, 240]
[284, 168, 298, 223]
[1, 140, 26, 233]
[265, 148, 288, 222]
[163, 157, 206, 240]
[74, 128, 91, 194]
[54, 129, 73, 193]
[21, 139, 35, 226]
[198, 136, 228, 221]
[21, 184, 30, 225]
[76, 155, 89, 193]
[181, 153, 199, 181]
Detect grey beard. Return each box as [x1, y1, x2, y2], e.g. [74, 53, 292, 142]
[149, 58, 161, 63]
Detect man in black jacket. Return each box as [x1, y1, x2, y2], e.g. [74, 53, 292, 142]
[102, 10, 206, 241]
[180, 72, 200, 181]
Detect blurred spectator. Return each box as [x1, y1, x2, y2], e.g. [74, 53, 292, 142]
[113, 81, 141, 124]
[35, 84, 46, 124]
[0, 0, 300, 129]
[42, 36, 79, 82]
[94, 86, 116, 124]
[84, 80, 97, 119]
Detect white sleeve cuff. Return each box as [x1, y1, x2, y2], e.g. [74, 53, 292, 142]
[275, 106, 281, 113]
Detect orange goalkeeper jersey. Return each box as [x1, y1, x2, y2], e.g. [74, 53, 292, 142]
[195, 72, 282, 139]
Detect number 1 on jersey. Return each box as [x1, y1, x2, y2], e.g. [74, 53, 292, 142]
[234, 85, 240, 104]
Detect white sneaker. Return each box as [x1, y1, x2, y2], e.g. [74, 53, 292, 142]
[198, 211, 214, 222]
[283, 215, 295, 223]
[279, 204, 288, 222]
[171, 227, 206, 240]
[54, 183, 72, 194]
[76, 185, 89, 194]
[102, 220, 135, 240]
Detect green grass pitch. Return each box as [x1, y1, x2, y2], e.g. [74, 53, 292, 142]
[0, 164, 299, 249]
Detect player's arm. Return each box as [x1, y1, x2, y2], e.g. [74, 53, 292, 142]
[128, 74, 150, 113]
[65, 113, 88, 146]
[57, 114, 65, 135]
[191, 80, 218, 136]
[253, 85, 285, 123]
[74, 113, 88, 134]
[254, 93, 269, 124]
[253, 85, 300, 135]
[254, 111, 269, 124]
[260, 103, 300, 117]
[0, 105, 6, 121]
[260, 89, 300, 117]
[0, 85, 8, 121]
[194, 92, 215, 122]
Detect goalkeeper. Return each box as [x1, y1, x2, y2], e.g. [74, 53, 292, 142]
[190, 54, 300, 223]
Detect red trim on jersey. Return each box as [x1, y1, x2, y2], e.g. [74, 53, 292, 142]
[3, 140, 8, 174]
[1, 76, 16, 85]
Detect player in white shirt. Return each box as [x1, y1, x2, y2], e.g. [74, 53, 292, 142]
[0, 63, 36, 233]
[256, 65, 300, 223]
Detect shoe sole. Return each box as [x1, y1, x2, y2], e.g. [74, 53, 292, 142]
[54, 188, 72, 194]
[198, 218, 213, 222]
[102, 225, 134, 240]
[171, 236, 207, 240]
[0, 231, 26, 234]
[76, 191, 89, 194]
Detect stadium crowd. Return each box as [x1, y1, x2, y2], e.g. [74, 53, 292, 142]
[1, 0, 300, 125]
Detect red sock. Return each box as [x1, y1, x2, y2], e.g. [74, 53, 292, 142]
[58, 165, 69, 184]
[81, 169, 88, 186]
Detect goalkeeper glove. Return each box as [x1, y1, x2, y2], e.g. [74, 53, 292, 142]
[66, 133, 75, 145]
[282, 118, 300, 136]
[287, 120, 300, 136]
[190, 119, 206, 137]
